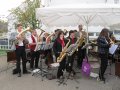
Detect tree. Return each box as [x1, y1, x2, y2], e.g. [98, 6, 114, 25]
[10, 0, 40, 29]
[0, 20, 8, 33]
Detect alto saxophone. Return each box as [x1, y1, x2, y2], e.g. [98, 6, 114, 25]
[57, 39, 70, 63]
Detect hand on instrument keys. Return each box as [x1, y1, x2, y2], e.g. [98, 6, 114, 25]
[16, 35, 23, 40]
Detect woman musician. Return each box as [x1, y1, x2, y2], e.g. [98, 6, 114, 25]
[53, 31, 69, 79]
[97, 28, 112, 82]
[66, 30, 77, 75]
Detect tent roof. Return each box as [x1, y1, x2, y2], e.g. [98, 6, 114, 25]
[36, 4, 120, 27]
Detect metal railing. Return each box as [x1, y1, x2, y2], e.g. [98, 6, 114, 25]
[0, 45, 11, 50]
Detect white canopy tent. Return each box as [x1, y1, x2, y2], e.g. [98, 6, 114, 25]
[36, 4, 120, 27]
[36, 4, 120, 54]
[36, 4, 120, 41]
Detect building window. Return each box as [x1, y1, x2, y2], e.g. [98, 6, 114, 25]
[88, 33, 94, 36]
[96, 32, 100, 36]
[114, 0, 119, 4]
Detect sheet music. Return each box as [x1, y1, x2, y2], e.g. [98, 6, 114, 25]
[109, 44, 118, 55]
[34, 42, 53, 51]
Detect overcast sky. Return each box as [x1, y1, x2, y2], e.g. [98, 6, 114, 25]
[0, 0, 25, 17]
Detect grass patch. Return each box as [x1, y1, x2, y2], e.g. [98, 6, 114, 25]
[0, 50, 7, 56]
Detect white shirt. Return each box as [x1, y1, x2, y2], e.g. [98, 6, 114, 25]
[27, 35, 37, 44]
[16, 32, 24, 46]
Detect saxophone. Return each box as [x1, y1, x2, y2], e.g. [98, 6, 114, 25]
[57, 39, 70, 63]
[67, 35, 85, 56]
[46, 32, 54, 44]
[34, 29, 45, 51]
[14, 27, 31, 45]
[78, 34, 85, 47]
[67, 37, 79, 56]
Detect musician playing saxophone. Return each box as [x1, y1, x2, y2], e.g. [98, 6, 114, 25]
[77, 24, 87, 69]
[53, 31, 69, 79]
[13, 24, 29, 77]
[66, 30, 77, 75]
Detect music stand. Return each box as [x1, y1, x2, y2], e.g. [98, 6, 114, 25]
[32, 42, 53, 81]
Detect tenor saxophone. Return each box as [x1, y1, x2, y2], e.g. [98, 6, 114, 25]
[57, 39, 70, 63]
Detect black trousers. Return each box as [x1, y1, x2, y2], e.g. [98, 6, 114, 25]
[30, 50, 40, 69]
[66, 53, 75, 73]
[77, 46, 86, 68]
[15, 46, 27, 73]
[57, 58, 66, 78]
[99, 53, 108, 79]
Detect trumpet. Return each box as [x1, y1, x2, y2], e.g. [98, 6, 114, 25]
[57, 39, 70, 63]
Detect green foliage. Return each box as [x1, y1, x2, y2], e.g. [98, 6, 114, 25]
[0, 50, 6, 56]
[10, 0, 40, 29]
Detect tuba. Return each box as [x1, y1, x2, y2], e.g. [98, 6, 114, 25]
[57, 39, 70, 63]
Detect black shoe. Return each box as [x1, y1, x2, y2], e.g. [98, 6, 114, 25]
[23, 70, 31, 74]
[101, 77, 106, 81]
[12, 69, 18, 74]
[99, 77, 106, 83]
[18, 73, 21, 77]
[72, 70, 76, 75]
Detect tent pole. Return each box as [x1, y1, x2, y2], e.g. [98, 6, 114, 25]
[86, 23, 89, 55]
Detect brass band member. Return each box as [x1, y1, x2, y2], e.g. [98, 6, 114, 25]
[77, 24, 86, 68]
[28, 30, 40, 69]
[13, 24, 29, 77]
[52, 29, 61, 42]
[53, 31, 68, 79]
[66, 30, 77, 75]
[97, 28, 111, 82]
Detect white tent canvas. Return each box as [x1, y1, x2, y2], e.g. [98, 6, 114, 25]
[36, 4, 120, 27]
